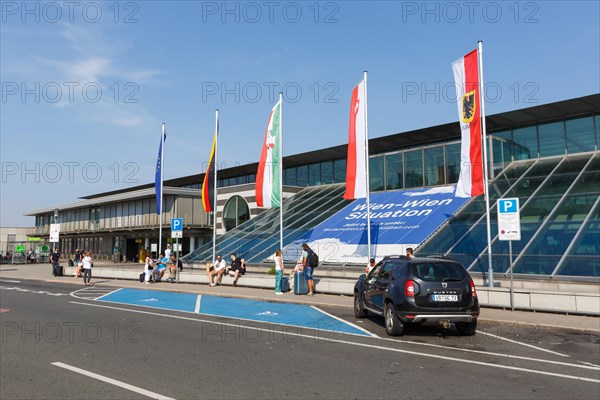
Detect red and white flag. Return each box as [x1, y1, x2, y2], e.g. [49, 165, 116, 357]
[452, 49, 484, 198]
[343, 79, 367, 200]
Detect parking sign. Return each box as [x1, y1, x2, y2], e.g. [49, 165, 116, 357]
[497, 198, 521, 241]
[171, 218, 183, 239]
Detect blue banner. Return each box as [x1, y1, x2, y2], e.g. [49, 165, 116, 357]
[284, 186, 470, 263]
[154, 131, 166, 214]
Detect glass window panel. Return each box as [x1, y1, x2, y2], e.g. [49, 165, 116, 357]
[514, 195, 596, 275]
[404, 149, 423, 188]
[248, 174, 256, 183]
[284, 167, 297, 186]
[333, 159, 346, 183]
[503, 141, 512, 164]
[571, 171, 600, 194]
[296, 165, 308, 186]
[513, 126, 538, 160]
[321, 161, 333, 184]
[492, 130, 511, 141]
[558, 206, 600, 277]
[308, 163, 320, 186]
[594, 114, 600, 149]
[445, 143, 460, 184]
[385, 153, 403, 190]
[369, 156, 384, 192]
[566, 116, 595, 154]
[555, 153, 591, 174]
[424, 146, 444, 186]
[538, 121, 565, 157]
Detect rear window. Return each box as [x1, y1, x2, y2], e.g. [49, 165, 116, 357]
[411, 262, 468, 282]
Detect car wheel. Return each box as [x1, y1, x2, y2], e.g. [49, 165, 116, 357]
[456, 320, 477, 336]
[354, 292, 367, 318]
[384, 303, 404, 336]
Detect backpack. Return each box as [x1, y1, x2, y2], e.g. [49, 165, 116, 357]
[306, 248, 319, 268]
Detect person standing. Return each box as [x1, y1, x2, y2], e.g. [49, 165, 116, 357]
[82, 252, 93, 286]
[50, 248, 61, 276]
[164, 244, 172, 259]
[365, 258, 376, 274]
[274, 249, 285, 295]
[144, 253, 154, 284]
[406, 248, 416, 259]
[301, 243, 318, 296]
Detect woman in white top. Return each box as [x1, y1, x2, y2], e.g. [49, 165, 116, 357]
[274, 249, 285, 295]
[82, 252, 93, 286]
[144, 255, 154, 284]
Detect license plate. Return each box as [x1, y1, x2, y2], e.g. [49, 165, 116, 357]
[432, 294, 458, 302]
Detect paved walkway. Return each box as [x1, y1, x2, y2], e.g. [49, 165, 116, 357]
[1, 264, 599, 332]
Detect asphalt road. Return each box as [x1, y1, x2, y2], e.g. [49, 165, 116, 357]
[1, 279, 599, 400]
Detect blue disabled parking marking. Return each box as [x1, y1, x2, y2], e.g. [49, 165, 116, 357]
[98, 288, 198, 313]
[95, 288, 372, 337]
[199, 295, 371, 337]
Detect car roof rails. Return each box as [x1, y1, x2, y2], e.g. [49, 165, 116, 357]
[425, 254, 455, 261]
[383, 255, 411, 260]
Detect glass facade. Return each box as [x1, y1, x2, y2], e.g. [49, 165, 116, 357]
[419, 152, 600, 277]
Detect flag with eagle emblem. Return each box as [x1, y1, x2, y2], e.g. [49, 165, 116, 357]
[256, 100, 282, 208]
[452, 49, 484, 198]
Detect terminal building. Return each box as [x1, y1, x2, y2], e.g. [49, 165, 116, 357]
[24, 94, 600, 279]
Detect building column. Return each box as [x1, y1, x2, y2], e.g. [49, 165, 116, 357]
[189, 236, 195, 252]
[144, 237, 150, 249]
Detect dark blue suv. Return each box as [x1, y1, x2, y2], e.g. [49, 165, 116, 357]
[354, 256, 479, 336]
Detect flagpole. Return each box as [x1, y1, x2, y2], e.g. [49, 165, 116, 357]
[478, 40, 493, 288]
[278, 93, 284, 252]
[159, 122, 165, 258]
[363, 70, 372, 263]
[212, 110, 219, 265]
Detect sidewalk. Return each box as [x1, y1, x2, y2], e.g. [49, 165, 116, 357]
[1, 264, 599, 333]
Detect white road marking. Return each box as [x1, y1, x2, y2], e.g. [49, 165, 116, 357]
[70, 301, 600, 384]
[579, 361, 600, 368]
[0, 279, 21, 283]
[194, 295, 201, 313]
[70, 287, 121, 301]
[0, 286, 67, 296]
[310, 305, 379, 338]
[376, 336, 599, 371]
[51, 362, 174, 400]
[476, 329, 570, 358]
[95, 288, 123, 301]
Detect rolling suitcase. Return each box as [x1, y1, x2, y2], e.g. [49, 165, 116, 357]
[293, 271, 308, 295]
[56, 265, 63, 277]
[139, 272, 145, 283]
[280, 276, 290, 293]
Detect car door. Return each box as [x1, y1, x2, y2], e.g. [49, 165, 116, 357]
[369, 262, 395, 313]
[363, 263, 382, 311]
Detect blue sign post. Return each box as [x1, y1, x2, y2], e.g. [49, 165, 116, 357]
[171, 218, 183, 283]
[497, 198, 521, 311]
[171, 218, 183, 238]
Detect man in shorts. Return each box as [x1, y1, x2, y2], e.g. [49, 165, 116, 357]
[207, 255, 226, 286]
[227, 253, 245, 287]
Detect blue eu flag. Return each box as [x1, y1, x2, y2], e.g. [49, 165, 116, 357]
[155, 130, 167, 214]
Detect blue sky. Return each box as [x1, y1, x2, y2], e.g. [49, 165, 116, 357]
[1, 0, 599, 226]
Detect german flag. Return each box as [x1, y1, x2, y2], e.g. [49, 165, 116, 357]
[202, 128, 217, 212]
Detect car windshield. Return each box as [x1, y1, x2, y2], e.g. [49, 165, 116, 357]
[411, 262, 468, 282]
